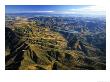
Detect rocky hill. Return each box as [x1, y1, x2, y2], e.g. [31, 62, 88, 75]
[5, 20, 106, 70]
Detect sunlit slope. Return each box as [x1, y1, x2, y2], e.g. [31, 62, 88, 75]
[5, 20, 105, 70]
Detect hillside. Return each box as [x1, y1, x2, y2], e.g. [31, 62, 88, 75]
[5, 19, 106, 70]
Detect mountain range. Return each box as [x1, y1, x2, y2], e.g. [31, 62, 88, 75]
[5, 15, 106, 70]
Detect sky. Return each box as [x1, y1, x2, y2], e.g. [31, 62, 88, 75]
[5, 5, 106, 15]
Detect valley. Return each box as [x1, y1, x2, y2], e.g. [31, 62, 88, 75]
[5, 15, 106, 70]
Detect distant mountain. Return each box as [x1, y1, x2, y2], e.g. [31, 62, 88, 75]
[6, 13, 106, 18]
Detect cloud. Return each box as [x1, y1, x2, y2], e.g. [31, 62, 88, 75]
[18, 10, 55, 13]
[81, 5, 105, 11]
[13, 6, 105, 16]
[70, 5, 106, 15]
[17, 10, 77, 14]
[70, 5, 106, 11]
[51, 11, 76, 14]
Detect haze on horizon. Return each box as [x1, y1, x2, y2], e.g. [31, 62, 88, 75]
[5, 5, 106, 16]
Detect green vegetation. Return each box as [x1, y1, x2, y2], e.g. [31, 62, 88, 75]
[5, 17, 106, 70]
